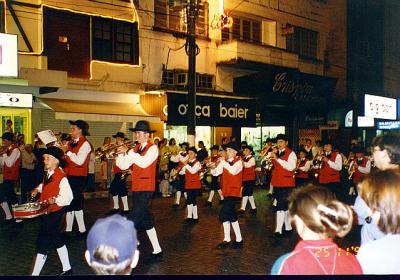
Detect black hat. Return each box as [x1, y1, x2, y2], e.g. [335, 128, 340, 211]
[1, 132, 14, 141]
[129, 120, 155, 133]
[43, 146, 65, 164]
[276, 134, 288, 142]
[69, 120, 90, 136]
[188, 147, 197, 154]
[179, 142, 189, 148]
[112, 132, 127, 139]
[224, 141, 240, 152]
[211, 144, 220, 151]
[61, 133, 71, 142]
[242, 145, 254, 153]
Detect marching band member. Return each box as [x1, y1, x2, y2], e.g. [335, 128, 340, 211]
[262, 138, 274, 197]
[295, 149, 311, 187]
[303, 138, 313, 160]
[64, 120, 92, 237]
[108, 132, 130, 215]
[183, 147, 202, 224]
[212, 142, 244, 249]
[348, 146, 371, 196]
[239, 145, 257, 215]
[270, 134, 297, 238]
[0, 132, 20, 222]
[206, 145, 224, 207]
[170, 142, 189, 208]
[116, 120, 163, 263]
[31, 146, 73, 276]
[318, 142, 343, 201]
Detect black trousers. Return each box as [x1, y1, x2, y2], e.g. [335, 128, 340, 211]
[0, 180, 18, 205]
[242, 180, 255, 196]
[176, 175, 185, 192]
[219, 197, 240, 223]
[209, 176, 220, 191]
[110, 173, 128, 197]
[130, 192, 154, 231]
[273, 187, 293, 211]
[66, 176, 86, 212]
[20, 168, 36, 204]
[186, 189, 200, 206]
[36, 208, 66, 255]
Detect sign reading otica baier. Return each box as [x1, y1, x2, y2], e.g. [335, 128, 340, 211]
[0, 33, 18, 78]
[167, 92, 256, 127]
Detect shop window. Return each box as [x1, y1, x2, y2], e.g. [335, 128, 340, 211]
[197, 74, 213, 89]
[92, 17, 139, 64]
[286, 26, 318, 59]
[0, 2, 4, 33]
[162, 70, 174, 85]
[175, 72, 188, 85]
[154, 0, 209, 38]
[222, 17, 261, 44]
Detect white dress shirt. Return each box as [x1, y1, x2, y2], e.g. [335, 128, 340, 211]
[116, 142, 158, 170]
[326, 152, 342, 171]
[243, 155, 256, 168]
[298, 159, 311, 172]
[65, 138, 91, 166]
[0, 146, 21, 167]
[212, 157, 243, 176]
[36, 168, 73, 206]
[185, 159, 202, 174]
[276, 149, 297, 171]
[349, 158, 371, 174]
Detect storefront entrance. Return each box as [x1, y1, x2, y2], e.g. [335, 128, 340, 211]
[0, 107, 32, 143]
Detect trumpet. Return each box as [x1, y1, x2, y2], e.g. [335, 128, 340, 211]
[95, 140, 136, 160]
[312, 153, 325, 178]
[0, 145, 9, 155]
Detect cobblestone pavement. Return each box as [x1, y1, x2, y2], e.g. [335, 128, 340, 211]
[0, 188, 360, 275]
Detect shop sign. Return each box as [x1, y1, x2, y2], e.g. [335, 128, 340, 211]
[319, 121, 339, 130]
[0, 33, 18, 78]
[167, 92, 256, 127]
[364, 94, 396, 120]
[377, 121, 400, 130]
[0, 92, 32, 108]
[357, 116, 374, 127]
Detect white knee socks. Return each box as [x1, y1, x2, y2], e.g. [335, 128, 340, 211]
[121, 196, 129, 211]
[56, 245, 71, 272]
[241, 196, 248, 210]
[32, 254, 47, 275]
[249, 196, 256, 209]
[112, 196, 119, 209]
[231, 221, 243, 242]
[223, 222, 231, 242]
[65, 211, 74, 232]
[187, 204, 193, 218]
[275, 211, 285, 234]
[175, 191, 181, 205]
[146, 227, 162, 254]
[75, 210, 86, 233]
[284, 210, 292, 231]
[208, 190, 215, 202]
[192, 205, 198, 219]
[1, 202, 12, 220]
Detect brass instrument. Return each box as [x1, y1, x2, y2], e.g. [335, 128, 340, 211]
[312, 153, 325, 179]
[343, 153, 354, 171]
[348, 158, 361, 180]
[293, 159, 302, 178]
[260, 146, 277, 171]
[95, 140, 136, 160]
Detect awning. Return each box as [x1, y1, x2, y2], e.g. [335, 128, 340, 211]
[39, 98, 160, 123]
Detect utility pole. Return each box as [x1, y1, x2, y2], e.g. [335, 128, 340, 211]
[186, 0, 197, 146]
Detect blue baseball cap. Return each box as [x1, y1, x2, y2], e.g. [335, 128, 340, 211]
[87, 214, 137, 264]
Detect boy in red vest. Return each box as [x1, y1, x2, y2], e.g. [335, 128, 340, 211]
[183, 147, 202, 224]
[108, 132, 130, 215]
[116, 120, 163, 263]
[170, 142, 189, 208]
[30, 146, 73, 275]
[206, 145, 224, 207]
[294, 149, 311, 187]
[348, 146, 371, 195]
[270, 134, 297, 238]
[0, 132, 20, 223]
[318, 142, 343, 200]
[64, 120, 92, 237]
[212, 142, 244, 249]
[239, 145, 257, 214]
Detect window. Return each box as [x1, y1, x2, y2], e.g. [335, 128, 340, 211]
[286, 26, 318, 59]
[197, 74, 213, 89]
[162, 70, 174, 85]
[0, 2, 4, 33]
[161, 70, 214, 89]
[92, 17, 139, 64]
[222, 17, 261, 44]
[154, 0, 209, 38]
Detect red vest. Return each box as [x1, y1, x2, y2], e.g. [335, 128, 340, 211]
[130, 141, 157, 192]
[65, 137, 90, 177]
[185, 160, 201, 190]
[353, 157, 369, 184]
[3, 144, 21, 181]
[296, 159, 309, 179]
[40, 168, 65, 213]
[271, 148, 295, 187]
[318, 152, 341, 184]
[221, 156, 243, 197]
[242, 155, 256, 181]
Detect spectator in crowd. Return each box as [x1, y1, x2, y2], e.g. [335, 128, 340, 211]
[86, 143, 96, 192]
[85, 214, 139, 275]
[196, 141, 208, 164]
[158, 138, 169, 172]
[167, 138, 179, 171]
[5, 119, 13, 133]
[20, 144, 37, 203]
[303, 138, 313, 160]
[160, 171, 170, 198]
[357, 170, 400, 274]
[33, 136, 47, 187]
[271, 184, 362, 275]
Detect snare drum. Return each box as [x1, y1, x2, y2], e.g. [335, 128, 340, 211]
[12, 202, 49, 219]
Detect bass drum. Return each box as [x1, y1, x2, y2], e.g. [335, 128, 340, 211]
[12, 202, 49, 219]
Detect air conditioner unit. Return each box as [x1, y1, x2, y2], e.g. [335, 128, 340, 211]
[175, 72, 188, 85]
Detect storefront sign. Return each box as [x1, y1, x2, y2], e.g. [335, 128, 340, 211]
[377, 121, 400, 130]
[357, 116, 374, 127]
[167, 92, 256, 127]
[0, 92, 32, 108]
[319, 121, 339, 130]
[0, 33, 18, 78]
[364, 94, 397, 120]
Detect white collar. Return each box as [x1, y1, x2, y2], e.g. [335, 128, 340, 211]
[47, 169, 55, 178]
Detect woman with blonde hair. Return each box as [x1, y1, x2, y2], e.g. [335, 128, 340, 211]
[357, 170, 400, 274]
[271, 184, 362, 275]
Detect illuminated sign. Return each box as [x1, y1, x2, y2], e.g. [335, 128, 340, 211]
[377, 121, 400, 130]
[345, 110, 353, 127]
[364, 94, 397, 120]
[0, 33, 18, 78]
[357, 116, 374, 127]
[0, 93, 32, 108]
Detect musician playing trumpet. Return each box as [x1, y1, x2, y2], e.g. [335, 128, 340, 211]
[294, 149, 312, 187]
[206, 145, 224, 207]
[30, 146, 73, 276]
[317, 142, 342, 200]
[170, 142, 189, 208]
[348, 146, 371, 196]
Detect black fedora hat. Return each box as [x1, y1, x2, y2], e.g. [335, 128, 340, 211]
[224, 141, 241, 152]
[1, 132, 14, 141]
[179, 142, 189, 148]
[43, 146, 65, 164]
[242, 145, 254, 153]
[69, 120, 90, 136]
[112, 132, 127, 139]
[129, 120, 156, 133]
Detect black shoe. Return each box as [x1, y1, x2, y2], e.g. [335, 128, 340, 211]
[145, 252, 163, 264]
[273, 232, 283, 239]
[250, 208, 257, 214]
[283, 229, 293, 236]
[190, 218, 199, 224]
[59, 269, 73, 276]
[216, 241, 231, 249]
[238, 209, 245, 215]
[170, 204, 179, 209]
[78, 231, 87, 239]
[107, 209, 120, 215]
[206, 201, 212, 208]
[231, 240, 243, 249]
[120, 210, 130, 216]
[219, 200, 224, 205]
[182, 218, 193, 224]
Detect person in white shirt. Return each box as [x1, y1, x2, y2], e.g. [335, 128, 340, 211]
[170, 142, 189, 208]
[30, 146, 73, 276]
[239, 145, 257, 214]
[20, 144, 37, 203]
